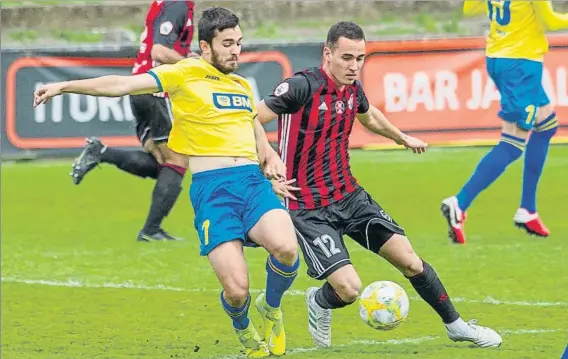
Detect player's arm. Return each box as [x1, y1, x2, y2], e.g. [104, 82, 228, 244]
[463, 0, 486, 17]
[34, 62, 184, 106]
[256, 74, 312, 124]
[533, 1, 568, 31]
[151, 1, 191, 64]
[356, 85, 427, 153]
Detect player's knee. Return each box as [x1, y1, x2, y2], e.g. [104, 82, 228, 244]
[537, 104, 554, 123]
[396, 252, 424, 278]
[332, 276, 362, 304]
[270, 241, 298, 267]
[223, 280, 250, 307]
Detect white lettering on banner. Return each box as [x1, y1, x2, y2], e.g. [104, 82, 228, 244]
[33, 82, 135, 124]
[383, 67, 567, 113]
[407, 72, 434, 112]
[384, 73, 407, 112]
[384, 71, 460, 112]
[435, 70, 460, 110]
[69, 94, 98, 123]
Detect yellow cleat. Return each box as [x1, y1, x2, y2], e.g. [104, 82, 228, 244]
[235, 322, 270, 358]
[255, 293, 286, 356]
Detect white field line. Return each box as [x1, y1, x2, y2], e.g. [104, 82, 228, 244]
[2, 277, 568, 307]
[214, 328, 567, 359]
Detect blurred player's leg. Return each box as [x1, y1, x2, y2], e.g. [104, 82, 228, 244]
[517, 105, 557, 237]
[138, 144, 185, 242]
[209, 241, 270, 358]
[134, 96, 184, 242]
[248, 203, 299, 356]
[378, 234, 502, 347]
[70, 137, 159, 185]
[442, 58, 540, 244]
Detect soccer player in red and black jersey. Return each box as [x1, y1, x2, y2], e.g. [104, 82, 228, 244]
[257, 22, 502, 349]
[70, 0, 196, 242]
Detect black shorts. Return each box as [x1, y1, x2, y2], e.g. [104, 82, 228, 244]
[130, 94, 173, 145]
[291, 188, 406, 280]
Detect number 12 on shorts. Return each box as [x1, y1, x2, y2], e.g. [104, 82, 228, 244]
[313, 235, 341, 258]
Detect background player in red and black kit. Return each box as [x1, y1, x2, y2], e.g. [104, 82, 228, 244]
[258, 22, 502, 349]
[70, 0, 195, 242]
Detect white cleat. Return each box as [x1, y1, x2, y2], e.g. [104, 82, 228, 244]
[446, 319, 502, 348]
[305, 287, 332, 348]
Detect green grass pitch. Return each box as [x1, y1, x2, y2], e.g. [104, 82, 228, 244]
[2, 146, 567, 359]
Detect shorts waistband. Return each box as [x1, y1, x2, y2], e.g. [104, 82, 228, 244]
[192, 164, 262, 180]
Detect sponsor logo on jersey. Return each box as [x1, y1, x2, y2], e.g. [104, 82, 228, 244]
[212, 93, 253, 112]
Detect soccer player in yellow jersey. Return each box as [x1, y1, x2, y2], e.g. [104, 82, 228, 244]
[442, 1, 568, 244]
[34, 8, 300, 358]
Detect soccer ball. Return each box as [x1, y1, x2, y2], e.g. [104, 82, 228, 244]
[359, 281, 410, 331]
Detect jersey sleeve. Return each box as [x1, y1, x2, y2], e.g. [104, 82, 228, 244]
[153, 1, 189, 48]
[463, 1, 487, 16]
[533, 1, 568, 31]
[356, 82, 370, 114]
[147, 62, 186, 94]
[263, 74, 311, 115]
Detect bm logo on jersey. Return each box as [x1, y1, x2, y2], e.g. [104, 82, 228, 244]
[212, 93, 253, 112]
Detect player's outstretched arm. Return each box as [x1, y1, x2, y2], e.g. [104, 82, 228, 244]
[463, 0, 486, 17]
[357, 105, 428, 154]
[533, 1, 568, 31]
[33, 74, 160, 106]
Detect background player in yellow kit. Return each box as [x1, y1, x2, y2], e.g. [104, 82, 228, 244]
[442, 1, 568, 244]
[34, 7, 299, 358]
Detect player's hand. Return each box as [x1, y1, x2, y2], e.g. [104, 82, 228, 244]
[34, 83, 64, 107]
[271, 178, 300, 200]
[264, 153, 287, 180]
[399, 135, 428, 154]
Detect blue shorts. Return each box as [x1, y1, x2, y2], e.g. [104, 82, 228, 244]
[486, 57, 550, 130]
[189, 164, 285, 256]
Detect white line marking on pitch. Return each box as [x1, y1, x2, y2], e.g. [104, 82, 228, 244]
[3, 277, 567, 308]
[214, 328, 567, 359]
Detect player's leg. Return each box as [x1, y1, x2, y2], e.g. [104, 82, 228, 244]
[517, 64, 557, 236]
[347, 190, 502, 348]
[70, 94, 163, 185]
[192, 169, 269, 358]
[138, 97, 185, 242]
[442, 58, 530, 244]
[290, 207, 354, 348]
[245, 172, 300, 356]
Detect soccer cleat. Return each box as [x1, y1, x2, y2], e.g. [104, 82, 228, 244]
[441, 196, 467, 244]
[305, 287, 332, 348]
[254, 293, 286, 356]
[235, 322, 270, 358]
[137, 229, 183, 242]
[70, 137, 104, 185]
[446, 319, 503, 348]
[513, 208, 550, 237]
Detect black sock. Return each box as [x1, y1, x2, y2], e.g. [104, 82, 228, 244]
[142, 164, 185, 234]
[314, 281, 351, 309]
[407, 261, 460, 324]
[101, 148, 159, 179]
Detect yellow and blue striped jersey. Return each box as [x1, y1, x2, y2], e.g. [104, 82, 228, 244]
[464, 1, 568, 61]
[149, 57, 259, 162]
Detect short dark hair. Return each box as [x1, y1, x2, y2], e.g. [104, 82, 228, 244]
[198, 7, 240, 44]
[326, 21, 365, 48]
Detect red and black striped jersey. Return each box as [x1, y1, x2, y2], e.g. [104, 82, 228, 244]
[264, 67, 370, 210]
[132, 0, 194, 76]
